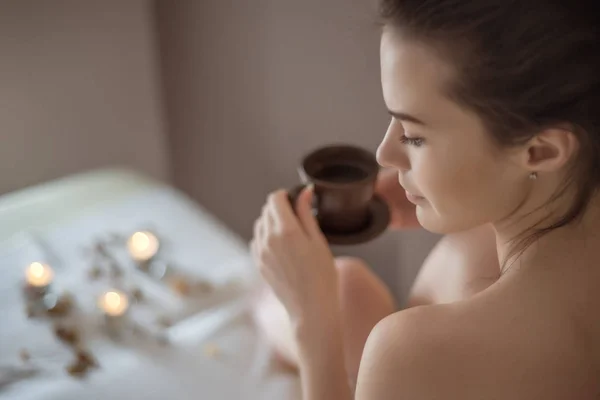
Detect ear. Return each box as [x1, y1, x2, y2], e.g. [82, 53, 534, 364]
[519, 127, 579, 174]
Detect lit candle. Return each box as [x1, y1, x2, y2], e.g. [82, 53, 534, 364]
[127, 231, 159, 262]
[24, 262, 54, 295]
[98, 290, 129, 317]
[98, 290, 129, 337]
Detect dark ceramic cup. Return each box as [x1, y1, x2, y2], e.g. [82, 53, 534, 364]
[288, 144, 379, 234]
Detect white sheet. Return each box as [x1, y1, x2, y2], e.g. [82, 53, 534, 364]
[0, 186, 301, 400]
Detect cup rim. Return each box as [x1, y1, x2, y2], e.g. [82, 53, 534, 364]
[300, 144, 379, 188]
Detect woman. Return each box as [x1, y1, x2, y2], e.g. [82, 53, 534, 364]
[250, 1, 600, 398]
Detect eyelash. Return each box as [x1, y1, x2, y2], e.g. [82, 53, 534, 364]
[399, 135, 425, 147]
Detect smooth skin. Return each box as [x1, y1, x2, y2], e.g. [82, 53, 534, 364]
[250, 29, 600, 399]
[251, 168, 499, 386]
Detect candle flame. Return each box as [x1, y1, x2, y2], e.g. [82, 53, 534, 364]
[127, 231, 159, 261]
[99, 290, 129, 316]
[25, 262, 54, 287]
[30, 262, 45, 278]
[105, 291, 121, 308]
[131, 232, 150, 250]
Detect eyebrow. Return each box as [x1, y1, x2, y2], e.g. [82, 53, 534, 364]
[387, 110, 427, 126]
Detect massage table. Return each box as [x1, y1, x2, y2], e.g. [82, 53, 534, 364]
[0, 168, 301, 400]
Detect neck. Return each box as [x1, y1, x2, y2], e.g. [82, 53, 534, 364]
[493, 192, 600, 275]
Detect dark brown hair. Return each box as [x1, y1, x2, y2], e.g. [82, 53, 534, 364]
[380, 0, 600, 268]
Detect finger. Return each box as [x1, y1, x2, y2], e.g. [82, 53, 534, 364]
[252, 244, 276, 283]
[261, 204, 268, 220]
[388, 200, 420, 229]
[254, 217, 268, 249]
[253, 218, 262, 242]
[265, 203, 277, 231]
[249, 239, 260, 266]
[259, 200, 280, 235]
[374, 168, 388, 192]
[296, 184, 322, 237]
[267, 190, 301, 233]
[251, 231, 273, 274]
[258, 203, 277, 246]
[258, 261, 275, 286]
[250, 238, 259, 257]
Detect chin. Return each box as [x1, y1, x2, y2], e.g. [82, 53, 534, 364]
[416, 207, 481, 235]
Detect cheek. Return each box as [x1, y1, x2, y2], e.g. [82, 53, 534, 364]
[411, 146, 477, 201]
[413, 145, 519, 232]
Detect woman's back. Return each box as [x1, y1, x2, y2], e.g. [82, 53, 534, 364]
[359, 224, 600, 399]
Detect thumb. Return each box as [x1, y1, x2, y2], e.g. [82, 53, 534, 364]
[296, 184, 322, 237]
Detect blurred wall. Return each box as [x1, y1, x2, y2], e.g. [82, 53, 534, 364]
[0, 0, 169, 194]
[0, 0, 438, 300]
[156, 0, 439, 302]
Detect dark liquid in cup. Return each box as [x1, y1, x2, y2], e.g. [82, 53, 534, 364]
[314, 164, 369, 183]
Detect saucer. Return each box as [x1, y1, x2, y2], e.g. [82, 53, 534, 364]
[322, 196, 390, 246]
[287, 186, 390, 246]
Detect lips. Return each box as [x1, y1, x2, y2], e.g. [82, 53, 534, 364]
[405, 191, 425, 204]
[398, 175, 425, 202]
[399, 182, 424, 199]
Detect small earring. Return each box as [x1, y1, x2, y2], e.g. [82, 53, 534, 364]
[529, 172, 538, 180]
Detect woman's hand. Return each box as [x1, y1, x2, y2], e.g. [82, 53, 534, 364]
[250, 186, 339, 331]
[376, 168, 421, 229]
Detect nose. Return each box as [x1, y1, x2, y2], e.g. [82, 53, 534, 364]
[376, 119, 410, 171]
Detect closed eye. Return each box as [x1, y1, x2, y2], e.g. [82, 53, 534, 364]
[399, 135, 425, 147]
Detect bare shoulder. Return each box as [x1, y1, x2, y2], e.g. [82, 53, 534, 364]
[355, 290, 600, 400]
[355, 303, 475, 399]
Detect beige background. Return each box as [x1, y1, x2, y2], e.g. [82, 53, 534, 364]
[156, 0, 439, 300]
[0, 0, 438, 301]
[0, 0, 169, 193]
